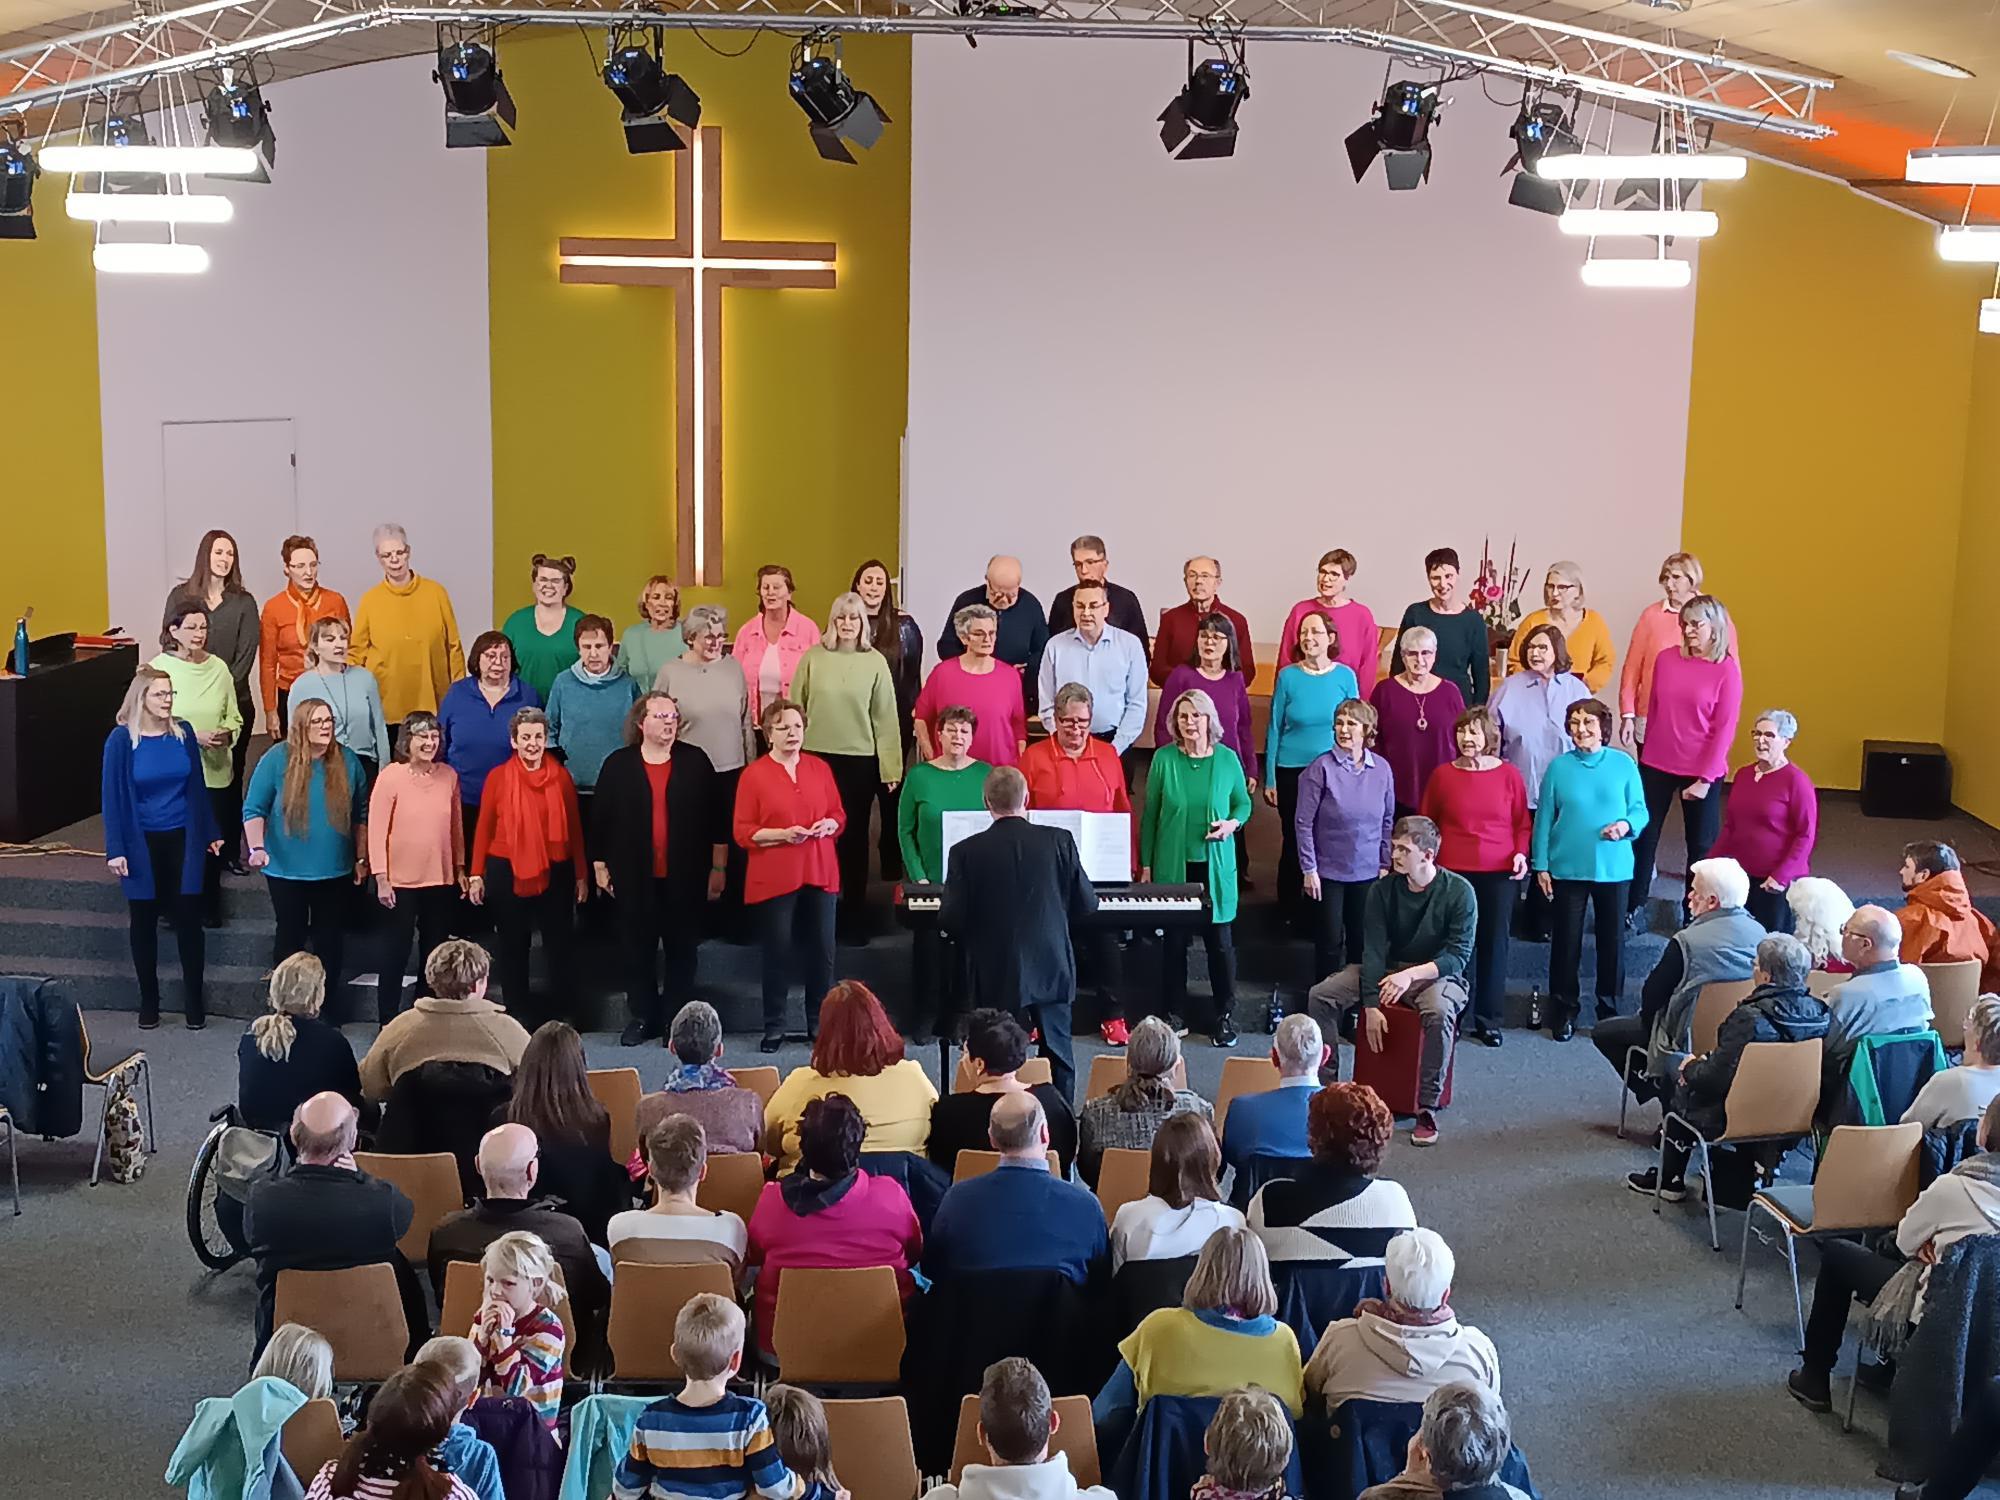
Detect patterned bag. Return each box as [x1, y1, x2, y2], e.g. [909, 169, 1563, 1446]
[104, 1073, 146, 1184]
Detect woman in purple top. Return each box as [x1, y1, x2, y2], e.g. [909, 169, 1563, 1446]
[1367, 626, 1464, 817]
[1155, 614, 1258, 780]
[1294, 698, 1395, 981]
[1709, 708, 1816, 935]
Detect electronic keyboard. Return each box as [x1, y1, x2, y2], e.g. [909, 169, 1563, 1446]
[895, 882, 1208, 929]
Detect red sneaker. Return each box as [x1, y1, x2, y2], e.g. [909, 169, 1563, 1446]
[1412, 1110, 1441, 1147]
[1099, 1018, 1131, 1046]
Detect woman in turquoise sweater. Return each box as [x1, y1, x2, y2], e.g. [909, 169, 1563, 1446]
[1144, 687, 1254, 1048]
[546, 614, 643, 792]
[1264, 610, 1361, 931]
[1530, 697, 1647, 1041]
[501, 554, 587, 702]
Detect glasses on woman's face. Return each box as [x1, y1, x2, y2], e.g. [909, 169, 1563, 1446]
[646, 709, 679, 726]
[1055, 714, 1091, 730]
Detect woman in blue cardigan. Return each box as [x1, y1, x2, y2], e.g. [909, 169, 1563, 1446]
[102, 666, 222, 1028]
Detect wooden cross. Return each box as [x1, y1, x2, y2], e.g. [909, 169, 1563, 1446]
[558, 125, 836, 587]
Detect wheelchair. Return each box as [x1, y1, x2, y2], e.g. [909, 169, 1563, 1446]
[186, 1104, 285, 1270]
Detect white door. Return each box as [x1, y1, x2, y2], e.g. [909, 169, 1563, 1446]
[159, 419, 300, 603]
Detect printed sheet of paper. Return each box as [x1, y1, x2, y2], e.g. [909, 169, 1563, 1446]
[939, 810, 1132, 883]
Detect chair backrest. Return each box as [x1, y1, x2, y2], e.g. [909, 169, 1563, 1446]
[948, 1393, 1100, 1485]
[824, 1396, 922, 1500]
[1812, 1123, 1924, 1232]
[1109, 1254, 1199, 1342]
[693, 1150, 768, 1226]
[1721, 1039, 1825, 1141]
[1923, 960, 1983, 1050]
[1806, 970, 1846, 1000]
[1692, 979, 1756, 1056]
[1273, 1260, 1388, 1352]
[953, 1149, 1062, 1183]
[1316, 1398, 1538, 1500]
[273, 1265, 409, 1382]
[772, 1265, 907, 1384]
[953, 1055, 1053, 1093]
[607, 1260, 734, 1380]
[732, 1065, 782, 1108]
[280, 1398, 346, 1489]
[587, 1068, 644, 1166]
[1086, 1054, 1187, 1101]
[1112, 1394, 1300, 1500]
[439, 1258, 578, 1377]
[375, 1062, 513, 1199]
[1215, 1056, 1282, 1132]
[351, 1150, 465, 1264]
[1095, 1147, 1152, 1223]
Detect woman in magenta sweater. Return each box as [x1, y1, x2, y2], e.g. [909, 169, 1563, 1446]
[1420, 708, 1530, 1048]
[1630, 595, 1742, 925]
[1280, 548, 1381, 688]
[1709, 708, 1816, 935]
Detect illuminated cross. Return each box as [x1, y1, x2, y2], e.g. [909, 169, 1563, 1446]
[558, 125, 836, 586]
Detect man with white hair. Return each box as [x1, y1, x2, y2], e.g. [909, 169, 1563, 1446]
[1304, 1227, 1501, 1408]
[1222, 1014, 1328, 1205]
[1824, 903, 1935, 1073]
[350, 522, 465, 734]
[427, 1121, 609, 1321]
[938, 554, 1050, 679]
[1359, 1382, 1530, 1500]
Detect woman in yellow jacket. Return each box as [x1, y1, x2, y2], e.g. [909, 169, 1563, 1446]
[1507, 560, 1615, 695]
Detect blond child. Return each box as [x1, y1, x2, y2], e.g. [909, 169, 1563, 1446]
[1196, 1388, 1293, 1500]
[470, 1231, 568, 1432]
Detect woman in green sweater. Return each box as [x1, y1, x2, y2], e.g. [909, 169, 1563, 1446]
[791, 591, 904, 943]
[501, 554, 587, 702]
[152, 600, 244, 926]
[1142, 687, 1253, 1047]
[895, 704, 988, 1039]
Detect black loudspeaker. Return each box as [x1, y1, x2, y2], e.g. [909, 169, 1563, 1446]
[1860, 740, 1953, 819]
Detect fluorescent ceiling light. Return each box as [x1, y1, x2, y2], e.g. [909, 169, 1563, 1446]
[1907, 146, 2000, 184]
[1580, 257, 1691, 289]
[66, 191, 234, 224]
[93, 241, 210, 274]
[1537, 153, 1746, 182]
[40, 144, 260, 175]
[1888, 50, 1976, 81]
[1982, 299, 2000, 335]
[1937, 227, 2000, 262]
[1559, 209, 1718, 238]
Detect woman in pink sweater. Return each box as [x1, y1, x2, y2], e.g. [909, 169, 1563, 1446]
[1629, 595, 1742, 925]
[1616, 551, 1738, 752]
[366, 712, 464, 1021]
[1280, 548, 1381, 689]
[1709, 708, 1817, 935]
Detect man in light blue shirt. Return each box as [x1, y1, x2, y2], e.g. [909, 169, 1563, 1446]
[1825, 904, 1933, 1070]
[1222, 1013, 1327, 1207]
[1036, 581, 1148, 750]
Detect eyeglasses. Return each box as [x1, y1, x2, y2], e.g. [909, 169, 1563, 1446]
[1184, 568, 1220, 581]
[1055, 715, 1091, 729]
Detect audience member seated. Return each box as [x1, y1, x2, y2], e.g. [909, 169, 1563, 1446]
[1787, 1094, 2000, 1412]
[1826, 905, 1936, 1073]
[411, 1336, 506, 1500]
[607, 1116, 750, 1269]
[1222, 1014, 1328, 1203]
[615, 1293, 812, 1500]
[1357, 1382, 1530, 1500]
[1594, 857, 1761, 1107]
[300, 1362, 481, 1500]
[928, 1092, 1109, 1286]
[1249, 1084, 1417, 1268]
[1078, 1017, 1213, 1188]
[237, 952, 363, 1133]
[257, 1321, 336, 1401]
[1304, 1228, 1499, 1409]
[167, 1324, 337, 1500]
[243, 1091, 418, 1357]
[428, 1122, 610, 1326]
[764, 981, 939, 1174]
[1787, 876, 1856, 974]
[928, 1008, 1080, 1178]
[1905, 997, 2000, 1129]
[470, 1231, 569, 1433]
[1897, 840, 2000, 990]
[763, 1384, 844, 1500]
[635, 1000, 764, 1158]
[1628, 934, 1829, 1202]
[745, 1093, 923, 1358]
[360, 939, 531, 1102]
[1194, 1388, 1294, 1500]
[1111, 1113, 1244, 1272]
[493, 1021, 633, 1246]
[922, 1357, 1116, 1500]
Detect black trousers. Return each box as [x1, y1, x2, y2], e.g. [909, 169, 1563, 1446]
[486, 857, 577, 1021]
[756, 886, 835, 1039]
[1162, 862, 1235, 1034]
[1549, 878, 1629, 1023]
[1628, 764, 1723, 921]
[1802, 1238, 1901, 1372]
[1457, 868, 1517, 1031]
[1513, 867, 1551, 941]
[710, 767, 749, 937]
[374, 883, 457, 1023]
[909, 926, 961, 1038]
[1593, 1014, 1659, 1102]
[1918, 1376, 2000, 1500]
[129, 827, 205, 1023]
[874, 734, 913, 881]
[455, 801, 491, 935]
[202, 785, 230, 923]
[268, 874, 349, 1011]
[1079, 928, 1128, 1026]
[822, 751, 880, 934]
[225, 686, 254, 858]
[1744, 883, 1794, 934]
[618, 875, 697, 1031]
[1274, 766, 1306, 925]
[1311, 876, 1373, 983]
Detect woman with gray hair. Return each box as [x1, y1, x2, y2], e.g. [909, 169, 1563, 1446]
[660, 604, 757, 926]
[1077, 1015, 1213, 1184]
[913, 601, 1027, 768]
[1709, 707, 1817, 934]
[1785, 876, 1854, 970]
[634, 999, 765, 1153]
[351, 521, 465, 736]
[1370, 625, 1466, 817]
[1142, 689, 1253, 1048]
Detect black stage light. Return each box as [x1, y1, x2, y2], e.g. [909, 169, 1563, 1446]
[204, 79, 276, 182]
[1345, 78, 1440, 190]
[99, 103, 161, 195]
[789, 41, 890, 164]
[0, 134, 39, 241]
[604, 30, 701, 155]
[1160, 45, 1249, 160]
[436, 39, 516, 148]
[1505, 98, 1577, 215]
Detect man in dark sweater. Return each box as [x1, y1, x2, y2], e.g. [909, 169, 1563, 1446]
[937, 555, 1049, 680]
[923, 1092, 1108, 1287]
[1047, 533, 1150, 653]
[1307, 817, 1476, 1148]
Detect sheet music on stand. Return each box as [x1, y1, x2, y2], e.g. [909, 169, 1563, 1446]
[939, 810, 1133, 883]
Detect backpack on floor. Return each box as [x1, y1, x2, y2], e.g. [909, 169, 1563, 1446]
[104, 1073, 146, 1184]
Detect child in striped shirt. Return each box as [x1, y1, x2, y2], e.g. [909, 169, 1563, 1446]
[613, 1293, 804, 1500]
[470, 1231, 568, 1432]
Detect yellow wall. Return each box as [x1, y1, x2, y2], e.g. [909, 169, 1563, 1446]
[1946, 338, 2000, 824]
[8, 204, 107, 635]
[486, 31, 910, 631]
[1683, 167, 1985, 790]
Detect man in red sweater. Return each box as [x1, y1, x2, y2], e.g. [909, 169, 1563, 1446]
[1150, 555, 1256, 688]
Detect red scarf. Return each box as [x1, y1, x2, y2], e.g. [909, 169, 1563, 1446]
[486, 756, 573, 895]
[1355, 1293, 1456, 1327]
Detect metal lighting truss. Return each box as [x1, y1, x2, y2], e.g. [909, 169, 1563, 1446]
[1, 0, 1832, 138]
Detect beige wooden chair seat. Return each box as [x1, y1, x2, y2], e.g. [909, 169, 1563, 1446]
[824, 1396, 922, 1500]
[1654, 1037, 1823, 1251]
[948, 1393, 1099, 1485]
[953, 1149, 1063, 1183]
[352, 1151, 465, 1265]
[695, 1150, 768, 1225]
[771, 1265, 906, 1384]
[1094, 1147, 1151, 1224]
[588, 1067, 644, 1165]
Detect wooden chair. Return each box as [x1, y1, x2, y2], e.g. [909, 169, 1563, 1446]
[79, 1007, 154, 1187]
[588, 1067, 645, 1165]
[352, 1151, 465, 1265]
[696, 1150, 768, 1225]
[1691, 979, 1756, 1056]
[952, 1055, 1053, 1093]
[280, 1398, 347, 1488]
[273, 1265, 409, 1382]
[953, 1149, 1062, 1183]
[1085, 1053, 1186, 1101]
[824, 1396, 922, 1500]
[733, 1066, 782, 1108]
[1655, 1038, 1823, 1251]
[439, 1258, 578, 1377]
[1806, 970, 1846, 1001]
[607, 1261, 734, 1381]
[1215, 1056, 1281, 1132]
[949, 1393, 1099, 1485]
[1095, 1147, 1152, 1225]
[1734, 1122, 1922, 1349]
[1922, 960, 1983, 1050]
[771, 1265, 907, 1384]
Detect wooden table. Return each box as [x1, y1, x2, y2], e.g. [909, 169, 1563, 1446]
[0, 643, 139, 841]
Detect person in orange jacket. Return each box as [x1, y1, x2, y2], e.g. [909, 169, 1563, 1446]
[1896, 840, 2000, 991]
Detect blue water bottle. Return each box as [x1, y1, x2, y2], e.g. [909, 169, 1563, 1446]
[11, 617, 26, 675]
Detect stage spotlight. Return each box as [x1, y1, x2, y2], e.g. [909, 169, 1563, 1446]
[604, 28, 701, 154]
[789, 38, 890, 164]
[435, 38, 516, 149]
[0, 134, 39, 241]
[204, 79, 276, 182]
[1505, 98, 1577, 215]
[1346, 79, 1441, 190]
[1160, 37, 1249, 161]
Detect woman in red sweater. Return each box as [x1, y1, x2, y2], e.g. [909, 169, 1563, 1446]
[734, 697, 845, 1052]
[469, 707, 585, 1020]
[1419, 707, 1530, 1048]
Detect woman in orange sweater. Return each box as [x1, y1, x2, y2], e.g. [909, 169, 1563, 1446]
[469, 707, 585, 1021]
[258, 534, 350, 739]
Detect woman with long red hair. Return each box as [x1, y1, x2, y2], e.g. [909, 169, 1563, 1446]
[760, 980, 938, 1173]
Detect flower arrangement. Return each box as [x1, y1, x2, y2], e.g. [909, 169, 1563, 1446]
[1473, 538, 1531, 641]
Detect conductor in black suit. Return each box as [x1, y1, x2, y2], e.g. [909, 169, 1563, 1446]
[942, 766, 1098, 1100]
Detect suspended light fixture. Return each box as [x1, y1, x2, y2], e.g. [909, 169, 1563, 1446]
[435, 34, 516, 148]
[0, 132, 39, 240]
[788, 34, 890, 164]
[39, 143, 261, 175]
[203, 72, 276, 181]
[1558, 208, 1718, 238]
[1939, 227, 2000, 261]
[604, 26, 701, 155]
[93, 241, 210, 274]
[1580, 256, 1691, 288]
[1505, 96, 1579, 214]
[1346, 78, 1443, 190]
[1159, 27, 1249, 161]
[1981, 299, 2000, 334]
[1907, 146, 2000, 184]
[67, 191, 234, 224]
[1537, 152, 1746, 181]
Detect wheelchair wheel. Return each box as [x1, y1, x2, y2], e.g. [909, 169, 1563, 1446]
[187, 1117, 248, 1271]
